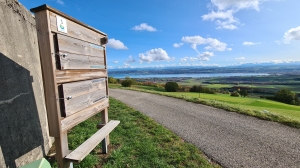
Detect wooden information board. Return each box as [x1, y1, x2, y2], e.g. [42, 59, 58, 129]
[31, 5, 119, 168]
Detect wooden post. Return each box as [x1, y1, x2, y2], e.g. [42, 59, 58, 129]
[55, 132, 70, 168]
[101, 108, 109, 153]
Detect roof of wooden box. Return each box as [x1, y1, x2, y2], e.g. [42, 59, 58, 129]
[30, 4, 107, 36]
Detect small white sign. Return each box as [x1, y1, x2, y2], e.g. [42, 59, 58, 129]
[56, 16, 68, 33]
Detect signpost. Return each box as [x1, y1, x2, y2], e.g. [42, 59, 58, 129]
[31, 5, 119, 168]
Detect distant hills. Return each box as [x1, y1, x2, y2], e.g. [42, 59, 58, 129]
[108, 62, 300, 76]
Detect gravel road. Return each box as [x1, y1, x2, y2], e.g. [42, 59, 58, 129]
[109, 89, 300, 168]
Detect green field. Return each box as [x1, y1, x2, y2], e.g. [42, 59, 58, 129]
[164, 92, 300, 121]
[176, 75, 300, 94]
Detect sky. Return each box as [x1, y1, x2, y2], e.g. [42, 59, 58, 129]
[19, 0, 300, 69]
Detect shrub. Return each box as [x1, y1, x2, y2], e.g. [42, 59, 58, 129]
[230, 91, 240, 97]
[239, 90, 248, 97]
[121, 79, 133, 87]
[164, 82, 179, 92]
[189, 85, 216, 94]
[108, 77, 118, 84]
[189, 85, 199, 92]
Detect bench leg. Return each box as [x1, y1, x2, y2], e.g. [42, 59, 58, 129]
[101, 137, 107, 154]
[101, 108, 110, 145]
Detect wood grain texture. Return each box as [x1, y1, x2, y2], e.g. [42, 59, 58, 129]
[59, 52, 105, 70]
[63, 78, 106, 98]
[57, 34, 105, 57]
[62, 78, 107, 116]
[49, 11, 106, 45]
[55, 132, 70, 167]
[60, 99, 109, 132]
[55, 69, 107, 84]
[65, 120, 120, 162]
[34, 10, 62, 137]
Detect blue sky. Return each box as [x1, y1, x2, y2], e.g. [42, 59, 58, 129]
[20, 0, 300, 69]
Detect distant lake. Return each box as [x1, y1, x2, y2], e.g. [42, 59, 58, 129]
[109, 73, 270, 79]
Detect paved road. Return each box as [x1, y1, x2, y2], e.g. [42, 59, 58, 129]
[109, 89, 300, 168]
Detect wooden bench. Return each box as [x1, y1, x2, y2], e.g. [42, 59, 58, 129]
[65, 120, 120, 162]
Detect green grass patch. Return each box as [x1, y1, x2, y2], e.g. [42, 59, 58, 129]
[110, 84, 300, 128]
[50, 97, 219, 168]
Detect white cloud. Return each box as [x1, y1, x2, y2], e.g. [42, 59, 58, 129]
[173, 43, 183, 48]
[200, 57, 210, 61]
[107, 38, 128, 50]
[283, 26, 300, 43]
[202, 10, 234, 21]
[124, 62, 131, 68]
[211, 0, 262, 11]
[238, 59, 300, 65]
[190, 57, 199, 61]
[182, 36, 231, 52]
[202, 0, 265, 29]
[139, 48, 172, 63]
[202, 10, 239, 30]
[125, 55, 136, 63]
[113, 60, 119, 64]
[56, 0, 64, 5]
[199, 51, 214, 57]
[235, 57, 245, 60]
[180, 57, 189, 62]
[132, 23, 157, 32]
[178, 62, 220, 67]
[243, 41, 261, 46]
[180, 52, 214, 63]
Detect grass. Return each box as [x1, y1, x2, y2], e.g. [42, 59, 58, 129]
[50, 97, 219, 168]
[110, 84, 300, 128]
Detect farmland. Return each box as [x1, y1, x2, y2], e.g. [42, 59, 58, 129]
[135, 75, 300, 97]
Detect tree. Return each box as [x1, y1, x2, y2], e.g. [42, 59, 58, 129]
[239, 90, 248, 97]
[126, 77, 136, 84]
[274, 89, 297, 104]
[164, 82, 179, 92]
[121, 79, 133, 87]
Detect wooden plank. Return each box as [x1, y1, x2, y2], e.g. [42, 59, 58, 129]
[59, 52, 105, 70]
[63, 78, 106, 98]
[60, 98, 109, 132]
[61, 78, 107, 116]
[34, 10, 62, 137]
[48, 11, 106, 45]
[57, 34, 105, 57]
[55, 69, 107, 84]
[65, 120, 120, 162]
[64, 90, 107, 116]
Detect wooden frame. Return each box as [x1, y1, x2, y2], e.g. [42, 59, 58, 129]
[31, 5, 118, 168]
